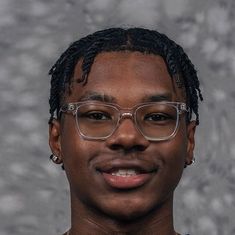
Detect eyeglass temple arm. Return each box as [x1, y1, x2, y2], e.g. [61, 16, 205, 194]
[178, 103, 189, 114]
[59, 103, 77, 115]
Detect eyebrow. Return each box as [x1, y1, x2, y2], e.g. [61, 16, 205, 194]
[79, 92, 172, 103]
[142, 93, 172, 102]
[79, 91, 116, 103]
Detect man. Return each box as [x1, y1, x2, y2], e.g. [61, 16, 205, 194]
[48, 27, 203, 235]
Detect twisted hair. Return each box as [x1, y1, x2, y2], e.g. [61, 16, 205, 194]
[49, 27, 203, 124]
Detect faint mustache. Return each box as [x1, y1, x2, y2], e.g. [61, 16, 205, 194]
[108, 144, 148, 152]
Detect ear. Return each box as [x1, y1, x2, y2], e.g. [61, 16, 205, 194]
[49, 119, 63, 164]
[185, 120, 196, 166]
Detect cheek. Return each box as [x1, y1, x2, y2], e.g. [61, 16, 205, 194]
[60, 117, 99, 179]
[158, 125, 188, 171]
[154, 131, 188, 198]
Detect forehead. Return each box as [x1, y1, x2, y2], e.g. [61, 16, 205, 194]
[67, 51, 184, 104]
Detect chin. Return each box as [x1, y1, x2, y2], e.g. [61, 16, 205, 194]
[98, 196, 154, 222]
[103, 208, 149, 222]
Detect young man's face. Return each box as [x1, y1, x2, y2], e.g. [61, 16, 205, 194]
[49, 51, 196, 221]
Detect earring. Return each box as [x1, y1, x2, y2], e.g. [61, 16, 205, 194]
[184, 156, 196, 168]
[50, 154, 59, 163]
[191, 157, 196, 164]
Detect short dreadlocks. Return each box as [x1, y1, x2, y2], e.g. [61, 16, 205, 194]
[49, 27, 203, 125]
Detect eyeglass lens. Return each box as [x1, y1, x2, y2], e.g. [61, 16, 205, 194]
[75, 103, 179, 140]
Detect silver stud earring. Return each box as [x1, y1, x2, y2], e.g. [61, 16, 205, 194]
[191, 157, 196, 164]
[50, 154, 59, 163]
[184, 156, 196, 168]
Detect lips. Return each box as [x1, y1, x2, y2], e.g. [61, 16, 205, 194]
[110, 169, 139, 177]
[96, 160, 158, 189]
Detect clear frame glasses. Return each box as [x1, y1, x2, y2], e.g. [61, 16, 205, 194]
[59, 101, 189, 141]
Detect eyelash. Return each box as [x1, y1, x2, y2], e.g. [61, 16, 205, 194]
[144, 113, 172, 121]
[84, 111, 111, 120]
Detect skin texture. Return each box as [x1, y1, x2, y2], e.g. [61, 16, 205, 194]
[49, 51, 196, 235]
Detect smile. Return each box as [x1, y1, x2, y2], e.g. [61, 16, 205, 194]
[101, 168, 157, 189]
[111, 169, 139, 177]
[95, 158, 159, 189]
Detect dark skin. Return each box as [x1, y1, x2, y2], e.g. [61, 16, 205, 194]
[49, 51, 196, 235]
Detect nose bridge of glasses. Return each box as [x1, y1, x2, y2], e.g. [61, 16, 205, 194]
[121, 112, 133, 119]
[117, 110, 143, 134]
[116, 111, 140, 136]
[116, 110, 136, 128]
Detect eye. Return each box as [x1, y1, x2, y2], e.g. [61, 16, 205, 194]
[84, 111, 111, 121]
[144, 113, 172, 122]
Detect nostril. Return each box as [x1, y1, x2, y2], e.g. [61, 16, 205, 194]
[135, 145, 147, 152]
[109, 144, 122, 151]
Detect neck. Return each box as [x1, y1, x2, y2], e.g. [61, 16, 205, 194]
[69, 193, 177, 235]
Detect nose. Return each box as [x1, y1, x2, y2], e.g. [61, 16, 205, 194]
[105, 118, 150, 152]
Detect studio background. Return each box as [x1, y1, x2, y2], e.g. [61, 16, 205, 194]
[0, 0, 234, 234]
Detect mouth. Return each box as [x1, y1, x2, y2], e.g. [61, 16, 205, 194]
[110, 168, 146, 177]
[97, 164, 158, 189]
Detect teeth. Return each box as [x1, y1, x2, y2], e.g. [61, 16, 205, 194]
[111, 169, 138, 177]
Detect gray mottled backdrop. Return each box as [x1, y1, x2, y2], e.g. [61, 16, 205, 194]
[0, 0, 234, 235]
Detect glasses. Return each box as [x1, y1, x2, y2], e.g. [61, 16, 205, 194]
[59, 101, 188, 141]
